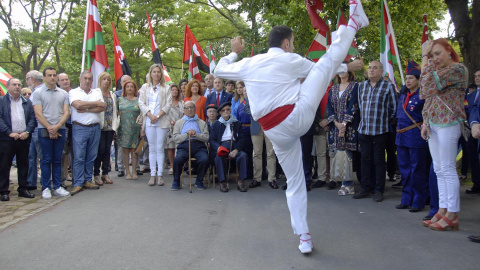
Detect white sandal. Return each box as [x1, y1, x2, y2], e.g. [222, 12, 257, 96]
[338, 185, 348, 196]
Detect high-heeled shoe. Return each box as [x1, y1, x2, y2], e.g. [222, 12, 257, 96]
[429, 215, 459, 231]
[422, 213, 443, 227]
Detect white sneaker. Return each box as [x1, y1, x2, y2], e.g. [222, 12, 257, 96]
[42, 188, 52, 199]
[53, 187, 70, 197]
[299, 235, 313, 254]
[348, 0, 369, 31]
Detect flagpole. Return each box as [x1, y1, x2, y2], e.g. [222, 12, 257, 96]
[383, 0, 404, 85]
[81, 0, 90, 72]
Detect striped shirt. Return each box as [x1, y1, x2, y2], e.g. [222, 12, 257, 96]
[357, 78, 397, 135]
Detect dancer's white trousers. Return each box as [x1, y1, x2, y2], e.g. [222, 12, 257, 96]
[265, 26, 356, 235]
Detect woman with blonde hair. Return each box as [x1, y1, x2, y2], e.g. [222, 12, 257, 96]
[184, 79, 207, 121]
[165, 84, 184, 175]
[117, 80, 141, 180]
[139, 64, 172, 186]
[93, 72, 119, 185]
[420, 38, 468, 231]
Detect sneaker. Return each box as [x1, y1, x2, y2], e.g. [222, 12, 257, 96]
[196, 181, 205, 190]
[171, 181, 180, 191]
[53, 187, 70, 197]
[83, 181, 100, 190]
[298, 234, 313, 254]
[42, 188, 52, 199]
[373, 192, 384, 202]
[348, 0, 369, 31]
[70, 186, 83, 196]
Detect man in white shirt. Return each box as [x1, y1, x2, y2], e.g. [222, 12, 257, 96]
[214, 0, 369, 254]
[69, 70, 106, 195]
[203, 74, 215, 97]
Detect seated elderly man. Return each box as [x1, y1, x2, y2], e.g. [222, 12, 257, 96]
[171, 101, 209, 191]
[210, 102, 247, 192]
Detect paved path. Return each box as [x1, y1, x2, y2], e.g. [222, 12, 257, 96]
[0, 168, 479, 269]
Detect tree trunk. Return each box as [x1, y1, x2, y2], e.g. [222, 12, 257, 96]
[445, 0, 480, 83]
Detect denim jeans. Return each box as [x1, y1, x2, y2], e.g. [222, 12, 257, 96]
[27, 127, 42, 187]
[72, 124, 101, 187]
[38, 128, 66, 190]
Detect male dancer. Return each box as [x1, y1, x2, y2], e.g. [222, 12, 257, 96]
[214, 0, 369, 253]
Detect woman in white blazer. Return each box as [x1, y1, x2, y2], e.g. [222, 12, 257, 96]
[138, 64, 172, 186]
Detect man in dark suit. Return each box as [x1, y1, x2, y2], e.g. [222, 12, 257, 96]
[209, 102, 247, 192]
[467, 68, 480, 194]
[205, 78, 233, 117]
[0, 78, 37, 201]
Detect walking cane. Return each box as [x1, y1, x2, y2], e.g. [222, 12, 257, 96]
[188, 133, 193, 193]
[226, 128, 234, 191]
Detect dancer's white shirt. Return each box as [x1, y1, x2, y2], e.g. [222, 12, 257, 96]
[215, 48, 347, 121]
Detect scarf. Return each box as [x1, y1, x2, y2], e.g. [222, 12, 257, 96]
[182, 115, 199, 122]
[218, 115, 238, 125]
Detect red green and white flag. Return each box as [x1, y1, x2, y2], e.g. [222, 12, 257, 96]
[84, 0, 109, 89]
[206, 43, 216, 74]
[422, 14, 429, 50]
[337, 8, 359, 61]
[146, 13, 172, 85]
[0, 66, 12, 96]
[380, 0, 400, 84]
[306, 18, 330, 63]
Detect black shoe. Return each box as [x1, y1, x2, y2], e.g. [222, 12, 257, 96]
[312, 180, 326, 188]
[396, 204, 409, 209]
[306, 183, 311, 192]
[353, 190, 371, 199]
[220, 182, 228, 192]
[136, 170, 143, 176]
[27, 186, 37, 191]
[115, 164, 118, 171]
[468, 235, 480, 243]
[269, 180, 279, 189]
[373, 192, 383, 202]
[423, 215, 433, 221]
[282, 184, 287, 190]
[0, 194, 9, 201]
[392, 181, 402, 189]
[18, 190, 35, 198]
[312, 172, 318, 180]
[388, 176, 396, 182]
[249, 180, 261, 188]
[327, 181, 336, 190]
[409, 207, 423, 213]
[465, 188, 480, 194]
[118, 171, 125, 177]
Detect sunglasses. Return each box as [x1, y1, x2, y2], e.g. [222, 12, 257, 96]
[23, 93, 32, 97]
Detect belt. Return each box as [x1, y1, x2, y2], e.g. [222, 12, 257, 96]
[258, 104, 295, 131]
[397, 122, 423, 133]
[242, 124, 251, 127]
[73, 121, 99, 127]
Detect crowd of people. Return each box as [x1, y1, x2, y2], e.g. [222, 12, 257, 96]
[1, 0, 479, 254]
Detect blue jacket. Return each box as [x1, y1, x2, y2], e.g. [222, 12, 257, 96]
[395, 87, 427, 148]
[205, 90, 233, 117]
[209, 119, 244, 153]
[0, 93, 36, 141]
[244, 98, 261, 135]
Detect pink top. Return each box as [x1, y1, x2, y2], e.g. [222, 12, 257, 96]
[420, 60, 468, 126]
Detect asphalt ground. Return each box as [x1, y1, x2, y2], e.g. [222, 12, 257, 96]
[0, 170, 479, 270]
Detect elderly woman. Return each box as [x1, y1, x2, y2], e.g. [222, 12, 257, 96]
[184, 79, 207, 121]
[165, 84, 184, 175]
[394, 61, 429, 212]
[327, 70, 359, 195]
[420, 38, 468, 231]
[93, 72, 118, 185]
[139, 64, 172, 186]
[21, 88, 32, 99]
[117, 80, 141, 180]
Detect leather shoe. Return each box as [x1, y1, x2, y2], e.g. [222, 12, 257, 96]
[136, 170, 144, 176]
[220, 182, 228, 192]
[372, 192, 383, 202]
[396, 204, 409, 209]
[269, 180, 279, 189]
[465, 188, 480, 194]
[468, 235, 480, 243]
[18, 190, 35, 198]
[237, 180, 247, 192]
[118, 171, 125, 177]
[0, 194, 9, 201]
[282, 184, 287, 190]
[306, 183, 312, 192]
[312, 180, 326, 188]
[409, 207, 423, 213]
[248, 180, 261, 188]
[353, 189, 371, 199]
[27, 186, 37, 191]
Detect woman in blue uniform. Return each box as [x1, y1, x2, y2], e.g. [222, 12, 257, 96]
[395, 61, 429, 212]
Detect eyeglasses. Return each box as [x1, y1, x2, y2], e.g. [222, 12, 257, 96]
[185, 106, 195, 110]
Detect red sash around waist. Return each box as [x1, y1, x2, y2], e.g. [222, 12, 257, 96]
[258, 104, 295, 131]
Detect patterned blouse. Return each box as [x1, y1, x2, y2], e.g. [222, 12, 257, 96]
[420, 61, 468, 126]
[102, 95, 113, 131]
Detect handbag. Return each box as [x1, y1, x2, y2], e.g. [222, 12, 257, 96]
[330, 150, 357, 182]
[435, 96, 470, 141]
